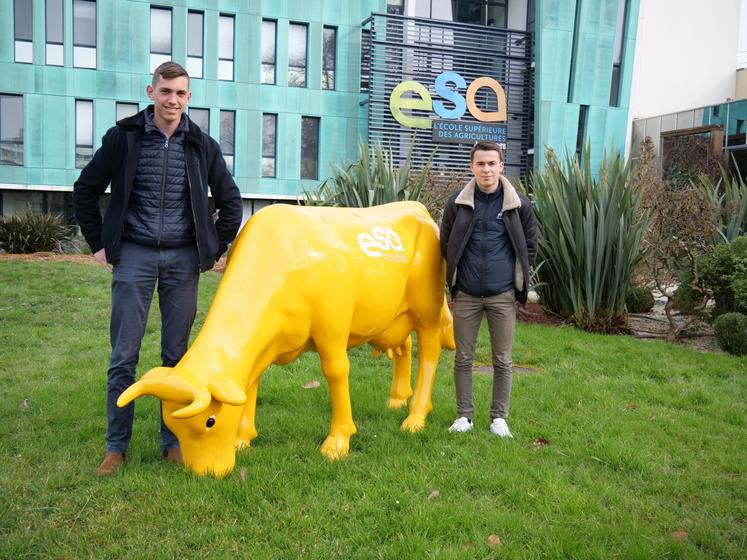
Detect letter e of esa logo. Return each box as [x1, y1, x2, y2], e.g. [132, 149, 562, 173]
[358, 227, 405, 258]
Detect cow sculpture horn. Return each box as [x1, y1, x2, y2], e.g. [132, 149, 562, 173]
[116, 367, 212, 419]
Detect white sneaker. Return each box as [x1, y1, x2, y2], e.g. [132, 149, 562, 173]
[490, 418, 513, 438]
[448, 417, 473, 433]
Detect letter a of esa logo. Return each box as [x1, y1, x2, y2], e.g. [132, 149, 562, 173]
[358, 226, 405, 258]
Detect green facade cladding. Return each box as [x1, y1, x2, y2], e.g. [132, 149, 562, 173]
[535, 0, 639, 172]
[1, 0, 642, 214]
[0, 0, 385, 204]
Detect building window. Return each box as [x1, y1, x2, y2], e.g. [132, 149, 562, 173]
[360, 29, 371, 93]
[150, 7, 172, 73]
[576, 105, 588, 160]
[73, 0, 96, 68]
[288, 23, 308, 88]
[115, 102, 138, 122]
[322, 27, 337, 90]
[386, 0, 404, 15]
[189, 107, 209, 134]
[261, 20, 277, 85]
[416, 0, 507, 27]
[301, 116, 319, 180]
[262, 114, 277, 178]
[219, 14, 235, 81]
[76, 99, 93, 169]
[186, 11, 204, 79]
[220, 110, 235, 174]
[46, 0, 64, 66]
[609, 0, 629, 107]
[14, 0, 33, 64]
[0, 95, 24, 166]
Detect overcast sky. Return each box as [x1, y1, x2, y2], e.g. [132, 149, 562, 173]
[740, 0, 747, 67]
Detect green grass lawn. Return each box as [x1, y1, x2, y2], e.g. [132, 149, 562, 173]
[1, 260, 745, 559]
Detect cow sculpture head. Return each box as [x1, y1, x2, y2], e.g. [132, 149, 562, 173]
[117, 367, 247, 477]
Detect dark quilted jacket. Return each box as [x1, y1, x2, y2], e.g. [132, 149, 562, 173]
[73, 106, 242, 272]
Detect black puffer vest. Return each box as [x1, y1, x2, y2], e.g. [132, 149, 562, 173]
[122, 109, 195, 248]
[455, 187, 516, 297]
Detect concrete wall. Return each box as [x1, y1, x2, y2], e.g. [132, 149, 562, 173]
[629, 0, 740, 120]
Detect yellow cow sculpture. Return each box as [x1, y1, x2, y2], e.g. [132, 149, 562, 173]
[117, 201, 455, 477]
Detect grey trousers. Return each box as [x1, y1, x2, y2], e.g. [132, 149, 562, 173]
[105, 241, 199, 453]
[452, 289, 516, 421]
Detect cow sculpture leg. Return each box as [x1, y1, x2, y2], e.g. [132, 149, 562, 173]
[317, 344, 357, 460]
[235, 378, 259, 450]
[401, 326, 441, 432]
[386, 335, 413, 410]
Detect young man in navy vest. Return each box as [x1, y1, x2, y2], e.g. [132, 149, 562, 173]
[74, 62, 242, 474]
[440, 141, 537, 437]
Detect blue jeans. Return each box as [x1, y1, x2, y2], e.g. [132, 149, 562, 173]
[105, 241, 199, 453]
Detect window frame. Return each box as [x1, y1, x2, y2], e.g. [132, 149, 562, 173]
[288, 22, 308, 88]
[45, 0, 65, 66]
[322, 26, 337, 91]
[220, 109, 236, 174]
[261, 19, 277, 85]
[150, 6, 173, 73]
[189, 107, 210, 135]
[75, 98, 94, 169]
[218, 14, 235, 81]
[300, 116, 320, 180]
[0, 94, 25, 166]
[14, 0, 34, 64]
[262, 113, 277, 178]
[73, 0, 97, 69]
[187, 10, 204, 79]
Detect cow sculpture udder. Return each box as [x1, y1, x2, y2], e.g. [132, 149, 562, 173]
[117, 201, 455, 477]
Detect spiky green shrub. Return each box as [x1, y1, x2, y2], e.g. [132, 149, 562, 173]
[713, 312, 747, 356]
[697, 166, 747, 244]
[0, 212, 73, 254]
[625, 287, 655, 313]
[306, 140, 433, 208]
[531, 148, 647, 332]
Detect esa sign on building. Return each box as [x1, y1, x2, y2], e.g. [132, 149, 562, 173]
[389, 71, 508, 147]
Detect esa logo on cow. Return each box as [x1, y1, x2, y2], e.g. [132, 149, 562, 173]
[358, 226, 405, 258]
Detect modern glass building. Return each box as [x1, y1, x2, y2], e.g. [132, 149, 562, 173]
[0, 0, 640, 221]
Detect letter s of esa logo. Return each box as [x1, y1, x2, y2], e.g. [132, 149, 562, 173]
[358, 226, 405, 258]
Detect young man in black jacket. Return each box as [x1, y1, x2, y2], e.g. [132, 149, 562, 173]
[73, 62, 242, 475]
[440, 141, 537, 437]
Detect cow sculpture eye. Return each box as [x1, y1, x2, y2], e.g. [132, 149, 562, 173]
[206, 415, 216, 428]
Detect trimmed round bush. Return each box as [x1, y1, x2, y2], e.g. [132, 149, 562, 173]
[626, 287, 655, 313]
[713, 312, 747, 356]
[672, 284, 701, 314]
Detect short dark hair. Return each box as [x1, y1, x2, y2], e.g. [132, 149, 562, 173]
[470, 141, 504, 163]
[151, 61, 190, 87]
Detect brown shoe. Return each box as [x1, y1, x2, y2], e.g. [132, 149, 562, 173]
[162, 447, 182, 464]
[96, 452, 126, 476]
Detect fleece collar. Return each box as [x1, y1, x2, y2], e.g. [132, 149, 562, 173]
[455, 176, 522, 213]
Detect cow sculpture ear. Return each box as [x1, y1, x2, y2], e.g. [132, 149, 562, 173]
[207, 375, 247, 406]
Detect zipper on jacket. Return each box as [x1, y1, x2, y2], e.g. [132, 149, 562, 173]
[185, 148, 207, 270]
[157, 137, 169, 246]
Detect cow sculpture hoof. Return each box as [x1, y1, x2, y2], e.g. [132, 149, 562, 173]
[321, 435, 351, 461]
[386, 398, 409, 410]
[400, 414, 427, 433]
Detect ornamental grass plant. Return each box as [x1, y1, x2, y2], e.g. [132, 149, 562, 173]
[530, 147, 646, 332]
[306, 139, 433, 208]
[0, 212, 73, 254]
